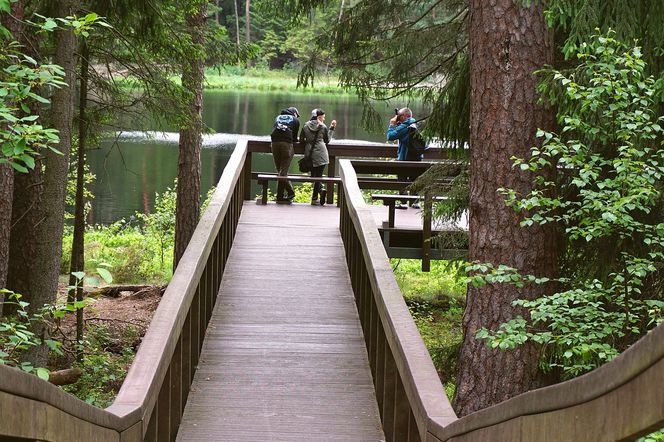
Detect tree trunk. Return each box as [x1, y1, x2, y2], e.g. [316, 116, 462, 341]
[0, 163, 12, 297]
[233, 0, 241, 46]
[244, 0, 251, 43]
[0, 0, 27, 309]
[454, 0, 556, 416]
[174, 1, 206, 269]
[16, 0, 78, 367]
[69, 40, 89, 360]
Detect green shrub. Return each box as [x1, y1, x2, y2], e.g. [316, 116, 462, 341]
[474, 31, 664, 378]
[62, 324, 137, 407]
[392, 259, 466, 400]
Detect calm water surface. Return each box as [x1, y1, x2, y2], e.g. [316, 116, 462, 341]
[88, 90, 413, 224]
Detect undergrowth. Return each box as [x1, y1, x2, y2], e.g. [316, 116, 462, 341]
[392, 258, 466, 401]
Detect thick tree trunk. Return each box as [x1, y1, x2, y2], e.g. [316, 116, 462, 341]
[454, 1, 556, 416]
[16, 0, 78, 366]
[174, 2, 206, 269]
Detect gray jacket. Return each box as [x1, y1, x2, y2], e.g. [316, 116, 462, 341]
[300, 119, 334, 168]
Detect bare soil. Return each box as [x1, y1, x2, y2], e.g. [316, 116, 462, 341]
[50, 285, 162, 370]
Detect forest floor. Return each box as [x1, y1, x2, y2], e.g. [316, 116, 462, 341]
[50, 284, 163, 407]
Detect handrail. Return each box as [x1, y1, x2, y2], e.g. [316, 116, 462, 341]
[339, 159, 457, 442]
[0, 139, 250, 441]
[339, 157, 664, 441]
[430, 321, 664, 441]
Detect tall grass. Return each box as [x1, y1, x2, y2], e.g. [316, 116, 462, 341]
[204, 67, 346, 94]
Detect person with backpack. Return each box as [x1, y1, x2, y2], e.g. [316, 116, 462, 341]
[387, 107, 422, 209]
[300, 108, 336, 206]
[270, 106, 300, 203]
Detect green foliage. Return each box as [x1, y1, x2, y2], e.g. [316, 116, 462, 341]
[138, 184, 177, 270]
[62, 181, 216, 284]
[62, 324, 138, 408]
[0, 41, 63, 172]
[66, 145, 96, 220]
[474, 32, 664, 378]
[392, 259, 466, 400]
[204, 67, 344, 93]
[639, 428, 664, 442]
[0, 290, 66, 380]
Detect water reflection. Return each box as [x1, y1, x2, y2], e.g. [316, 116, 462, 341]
[89, 90, 420, 224]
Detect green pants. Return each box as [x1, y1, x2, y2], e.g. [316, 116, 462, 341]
[270, 141, 295, 199]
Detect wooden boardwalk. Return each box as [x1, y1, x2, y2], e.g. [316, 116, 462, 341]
[176, 202, 385, 441]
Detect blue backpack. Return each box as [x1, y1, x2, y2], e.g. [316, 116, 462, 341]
[272, 114, 295, 135]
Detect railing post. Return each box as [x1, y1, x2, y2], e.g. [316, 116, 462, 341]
[170, 337, 183, 438]
[422, 192, 432, 272]
[327, 155, 336, 205]
[243, 150, 252, 201]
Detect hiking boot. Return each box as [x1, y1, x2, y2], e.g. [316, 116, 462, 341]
[276, 199, 292, 205]
[410, 203, 421, 210]
[311, 200, 320, 206]
[320, 190, 327, 206]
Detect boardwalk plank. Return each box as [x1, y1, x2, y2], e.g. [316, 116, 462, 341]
[176, 203, 384, 441]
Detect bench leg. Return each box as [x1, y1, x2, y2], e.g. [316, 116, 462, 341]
[388, 202, 396, 228]
[261, 181, 268, 205]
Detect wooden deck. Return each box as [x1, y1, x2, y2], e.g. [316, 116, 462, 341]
[176, 202, 385, 441]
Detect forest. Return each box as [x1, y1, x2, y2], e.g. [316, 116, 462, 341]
[1, 0, 663, 440]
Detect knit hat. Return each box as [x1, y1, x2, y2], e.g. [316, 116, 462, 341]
[310, 108, 325, 120]
[286, 107, 299, 118]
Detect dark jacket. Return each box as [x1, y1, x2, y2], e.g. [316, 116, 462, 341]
[270, 108, 300, 143]
[300, 119, 334, 168]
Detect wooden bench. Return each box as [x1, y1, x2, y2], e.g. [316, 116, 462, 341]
[371, 193, 449, 271]
[371, 193, 448, 228]
[256, 173, 342, 205]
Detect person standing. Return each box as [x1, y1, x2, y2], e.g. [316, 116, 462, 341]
[387, 107, 421, 209]
[270, 106, 300, 203]
[300, 108, 336, 206]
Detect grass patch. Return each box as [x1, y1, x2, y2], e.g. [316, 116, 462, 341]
[392, 258, 466, 401]
[62, 223, 173, 285]
[204, 67, 346, 94]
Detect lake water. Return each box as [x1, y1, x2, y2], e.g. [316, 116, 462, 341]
[88, 90, 413, 224]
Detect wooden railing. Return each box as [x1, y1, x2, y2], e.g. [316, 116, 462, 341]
[1, 142, 661, 441]
[0, 139, 249, 441]
[243, 139, 453, 204]
[338, 157, 664, 442]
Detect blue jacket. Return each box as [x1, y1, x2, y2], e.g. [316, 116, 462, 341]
[387, 117, 416, 161]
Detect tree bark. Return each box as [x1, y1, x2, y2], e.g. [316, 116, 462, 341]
[15, 0, 78, 367]
[174, 1, 206, 269]
[48, 367, 82, 386]
[0, 0, 27, 309]
[69, 40, 89, 360]
[0, 163, 12, 297]
[454, 0, 556, 416]
[244, 0, 251, 43]
[233, 0, 241, 47]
